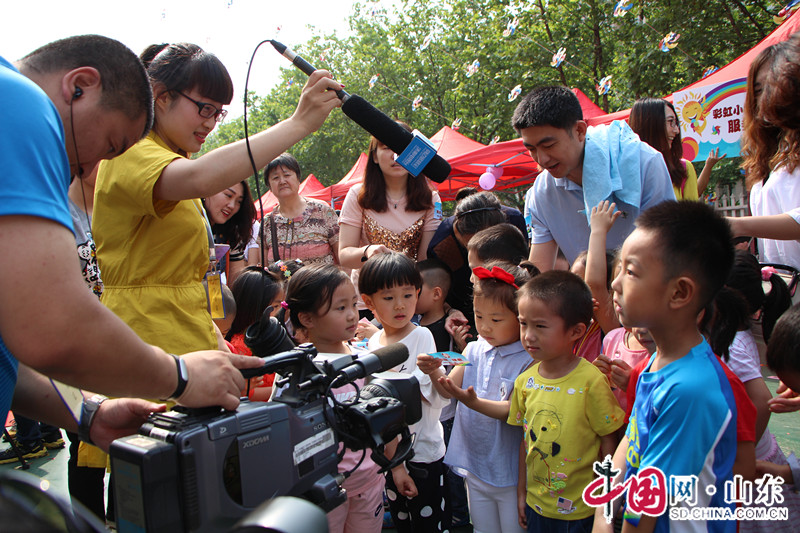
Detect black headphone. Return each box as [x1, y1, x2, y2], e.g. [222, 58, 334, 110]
[72, 87, 83, 100]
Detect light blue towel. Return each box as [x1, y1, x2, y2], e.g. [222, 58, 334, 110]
[581, 120, 643, 223]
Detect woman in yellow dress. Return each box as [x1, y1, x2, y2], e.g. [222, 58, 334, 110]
[94, 43, 341, 354]
[629, 97, 723, 200]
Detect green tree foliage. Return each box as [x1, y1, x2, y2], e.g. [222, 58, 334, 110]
[202, 0, 777, 193]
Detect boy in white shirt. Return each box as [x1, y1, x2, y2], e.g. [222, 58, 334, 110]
[360, 252, 449, 532]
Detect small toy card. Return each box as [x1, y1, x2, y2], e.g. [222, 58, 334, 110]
[428, 351, 471, 366]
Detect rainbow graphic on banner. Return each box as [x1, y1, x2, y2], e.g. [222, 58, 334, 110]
[703, 78, 746, 110]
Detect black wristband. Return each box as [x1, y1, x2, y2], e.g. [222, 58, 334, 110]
[361, 244, 372, 262]
[169, 353, 189, 400]
[78, 394, 108, 446]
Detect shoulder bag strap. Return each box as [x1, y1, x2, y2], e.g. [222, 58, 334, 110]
[269, 212, 280, 262]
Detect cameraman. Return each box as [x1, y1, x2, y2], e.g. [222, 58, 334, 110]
[0, 36, 264, 436]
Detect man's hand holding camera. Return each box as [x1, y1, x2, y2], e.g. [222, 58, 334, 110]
[86, 397, 167, 451]
[173, 350, 263, 411]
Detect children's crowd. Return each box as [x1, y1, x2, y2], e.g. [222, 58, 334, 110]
[210, 193, 800, 533]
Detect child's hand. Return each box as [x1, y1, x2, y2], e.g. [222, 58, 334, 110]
[517, 491, 528, 528]
[445, 310, 469, 336]
[590, 200, 622, 234]
[391, 466, 418, 498]
[593, 354, 613, 377]
[438, 376, 477, 405]
[768, 381, 800, 413]
[594, 355, 632, 392]
[756, 460, 793, 484]
[416, 354, 443, 375]
[451, 323, 472, 351]
[355, 319, 378, 341]
[609, 359, 632, 391]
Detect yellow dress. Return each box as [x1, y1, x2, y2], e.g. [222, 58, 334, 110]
[674, 159, 699, 201]
[93, 132, 217, 354]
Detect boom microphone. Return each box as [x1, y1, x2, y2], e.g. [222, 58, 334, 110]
[339, 95, 452, 183]
[269, 40, 452, 183]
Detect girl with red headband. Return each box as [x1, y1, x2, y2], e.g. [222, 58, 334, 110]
[418, 261, 537, 533]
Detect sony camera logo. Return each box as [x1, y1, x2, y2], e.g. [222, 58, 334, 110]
[313, 422, 328, 432]
[242, 435, 271, 449]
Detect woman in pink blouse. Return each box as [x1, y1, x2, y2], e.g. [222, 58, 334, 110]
[338, 123, 442, 270]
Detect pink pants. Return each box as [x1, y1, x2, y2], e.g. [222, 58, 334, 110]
[327, 476, 385, 533]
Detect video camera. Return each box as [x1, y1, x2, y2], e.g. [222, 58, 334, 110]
[110, 312, 421, 533]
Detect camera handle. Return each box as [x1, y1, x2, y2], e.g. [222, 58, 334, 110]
[370, 427, 415, 473]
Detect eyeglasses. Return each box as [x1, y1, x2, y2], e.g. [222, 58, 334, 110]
[173, 90, 228, 122]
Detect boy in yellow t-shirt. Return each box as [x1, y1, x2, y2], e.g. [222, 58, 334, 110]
[436, 270, 623, 531]
[509, 271, 622, 530]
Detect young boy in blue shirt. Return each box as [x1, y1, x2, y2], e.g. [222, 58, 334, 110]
[601, 200, 737, 533]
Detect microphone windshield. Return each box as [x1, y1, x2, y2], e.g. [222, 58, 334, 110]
[369, 343, 410, 372]
[341, 95, 451, 183]
[421, 153, 453, 184]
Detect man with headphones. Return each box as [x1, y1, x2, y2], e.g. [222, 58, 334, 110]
[0, 35, 261, 450]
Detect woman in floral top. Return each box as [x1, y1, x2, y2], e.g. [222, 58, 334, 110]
[257, 153, 340, 266]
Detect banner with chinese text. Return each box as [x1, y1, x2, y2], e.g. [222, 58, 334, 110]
[673, 77, 746, 162]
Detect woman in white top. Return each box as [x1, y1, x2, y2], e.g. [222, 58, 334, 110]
[729, 36, 800, 270]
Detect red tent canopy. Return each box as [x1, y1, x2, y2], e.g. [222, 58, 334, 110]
[586, 108, 632, 127]
[440, 139, 539, 200]
[430, 126, 486, 160]
[254, 174, 326, 218]
[302, 174, 325, 193]
[586, 12, 800, 127]
[303, 153, 370, 210]
[572, 88, 606, 120]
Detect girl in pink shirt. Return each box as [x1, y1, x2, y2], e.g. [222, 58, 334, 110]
[283, 264, 385, 533]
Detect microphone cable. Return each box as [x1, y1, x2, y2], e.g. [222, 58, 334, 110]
[68, 96, 91, 231]
[324, 378, 368, 479]
[242, 39, 272, 268]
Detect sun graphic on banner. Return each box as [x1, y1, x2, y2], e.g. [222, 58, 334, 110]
[676, 92, 710, 136]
